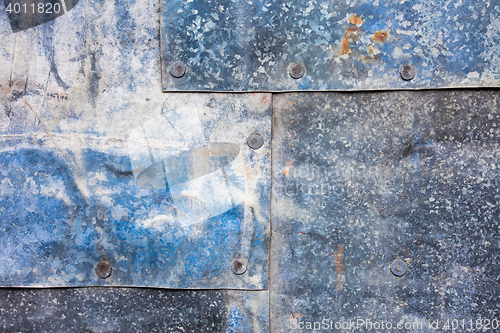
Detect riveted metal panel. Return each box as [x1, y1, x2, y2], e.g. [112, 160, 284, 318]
[2, 0, 500, 330]
[0, 92, 271, 289]
[161, 0, 500, 92]
[0, 0, 270, 289]
[271, 90, 500, 331]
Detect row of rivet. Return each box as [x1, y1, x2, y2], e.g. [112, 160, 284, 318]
[95, 258, 248, 279]
[169, 62, 417, 81]
[96, 258, 405, 278]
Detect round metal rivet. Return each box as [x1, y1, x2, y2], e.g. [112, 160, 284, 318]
[170, 61, 186, 78]
[391, 260, 407, 277]
[247, 133, 264, 150]
[289, 62, 305, 79]
[95, 260, 112, 279]
[400, 64, 416, 81]
[232, 258, 247, 275]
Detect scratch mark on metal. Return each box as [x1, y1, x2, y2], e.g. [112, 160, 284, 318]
[334, 245, 345, 290]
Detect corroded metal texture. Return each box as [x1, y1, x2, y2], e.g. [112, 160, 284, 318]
[0, 93, 271, 289]
[271, 90, 500, 331]
[161, 0, 500, 92]
[0, 288, 269, 332]
[0, 0, 270, 289]
[1, 0, 271, 330]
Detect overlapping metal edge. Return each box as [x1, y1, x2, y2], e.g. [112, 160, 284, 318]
[0, 0, 271, 290]
[161, 0, 500, 92]
[270, 90, 500, 332]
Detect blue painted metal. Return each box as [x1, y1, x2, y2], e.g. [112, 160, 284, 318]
[0, 93, 271, 289]
[0, 0, 271, 291]
[1, 0, 499, 330]
[161, 0, 500, 92]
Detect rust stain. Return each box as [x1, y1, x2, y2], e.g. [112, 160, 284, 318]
[372, 31, 388, 42]
[334, 245, 344, 290]
[260, 94, 269, 104]
[341, 36, 351, 55]
[291, 313, 302, 327]
[349, 15, 363, 25]
[341, 27, 362, 55]
[284, 159, 292, 177]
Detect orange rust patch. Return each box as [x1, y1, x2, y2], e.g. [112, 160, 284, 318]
[334, 245, 345, 290]
[260, 94, 269, 104]
[346, 27, 359, 34]
[341, 27, 362, 55]
[291, 313, 302, 326]
[372, 31, 388, 42]
[346, 27, 361, 41]
[349, 15, 363, 25]
[284, 159, 293, 177]
[341, 37, 351, 55]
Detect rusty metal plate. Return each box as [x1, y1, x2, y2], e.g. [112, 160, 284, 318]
[271, 90, 500, 331]
[161, 0, 500, 92]
[0, 92, 271, 289]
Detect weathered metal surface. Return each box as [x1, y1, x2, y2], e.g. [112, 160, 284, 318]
[0, 92, 271, 289]
[271, 90, 500, 332]
[0, 288, 269, 332]
[0, 0, 270, 289]
[161, 0, 500, 92]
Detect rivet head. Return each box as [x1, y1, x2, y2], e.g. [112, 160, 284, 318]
[170, 61, 186, 78]
[289, 62, 305, 79]
[95, 260, 112, 279]
[400, 64, 416, 81]
[231, 258, 247, 275]
[247, 133, 264, 150]
[391, 260, 407, 277]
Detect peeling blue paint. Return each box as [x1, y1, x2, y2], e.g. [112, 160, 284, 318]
[0, 94, 271, 289]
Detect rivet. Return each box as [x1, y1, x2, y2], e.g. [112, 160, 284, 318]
[231, 258, 247, 275]
[391, 259, 407, 277]
[95, 260, 112, 279]
[247, 133, 264, 150]
[170, 61, 186, 78]
[400, 64, 416, 81]
[289, 62, 305, 79]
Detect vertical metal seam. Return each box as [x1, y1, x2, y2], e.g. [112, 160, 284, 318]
[268, 92, 274, 333]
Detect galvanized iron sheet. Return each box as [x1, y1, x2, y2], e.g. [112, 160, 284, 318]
[0, 0, 270, 289]
[0, 93, 271, 289]
[271, 90, 500, 332]
[0, 288, 269, 333]
[161, 0, 500, 92]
